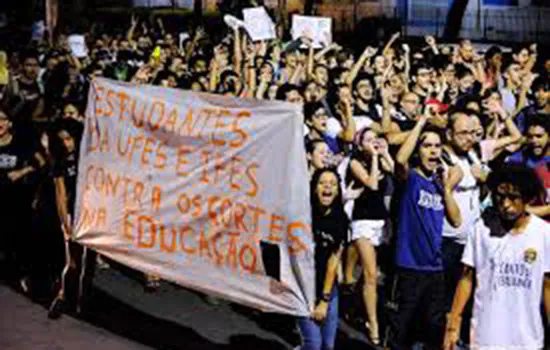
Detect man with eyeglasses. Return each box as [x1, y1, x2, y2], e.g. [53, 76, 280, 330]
[440, 110, 484, 346]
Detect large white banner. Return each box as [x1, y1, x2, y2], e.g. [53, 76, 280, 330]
[73, 78, 314, 316]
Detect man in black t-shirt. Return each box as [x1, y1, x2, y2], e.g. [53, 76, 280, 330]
[3, 51, 43, 123]
[0, 109, 45, 291]
[2, 50, 44, 143]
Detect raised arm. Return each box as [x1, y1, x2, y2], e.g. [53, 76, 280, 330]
[489, 101, 523, 153]
[383, 32, 400, 57]
[350, 154, 380, 191]
[523, 44, 537, 74]
[425, 36, 439, 55]
[305, 38, 314, 80]
[514, 72, 538, 118]
[233, 28, 243, 77]
[346, 46, 378, 87]
[314, 42, 340, 62]
[156, 17, 166, 37]
[126, 14, 138, 44]
[441, 165, 463, 228]
[402, 44, 411, 88]
[395, 115, 428, 180]
[336, 98, 356, 143]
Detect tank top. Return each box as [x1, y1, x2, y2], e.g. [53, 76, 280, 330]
[346, 153, 388, 221]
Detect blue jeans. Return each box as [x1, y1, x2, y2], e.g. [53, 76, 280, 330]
[297, 287, 339, 350]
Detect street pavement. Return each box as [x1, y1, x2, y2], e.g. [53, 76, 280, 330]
[0, 264, 371, 350]
[0, 283, 152, 350]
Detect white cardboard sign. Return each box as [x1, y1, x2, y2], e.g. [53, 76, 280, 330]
[243, 7, 276, 42]
[68, 35, 88, 58]
[291, 15, 332, 49]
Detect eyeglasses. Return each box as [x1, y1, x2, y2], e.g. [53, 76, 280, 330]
[454, 130, 476, 137]
[313, 111, 328, 118]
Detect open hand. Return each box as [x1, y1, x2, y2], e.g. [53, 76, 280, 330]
[425, 35, 436, 47]
[345, 181, 364, 201]
[443, 165, 464, 191]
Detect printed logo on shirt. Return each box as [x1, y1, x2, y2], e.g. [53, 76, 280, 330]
[67, 164, 77, 177]
[0, 154, 17, 169]
[417, 190, 443, 211]
[489, 258, 533, 290]
[524, 248, 537, 264]
[318, 230, 335, 247]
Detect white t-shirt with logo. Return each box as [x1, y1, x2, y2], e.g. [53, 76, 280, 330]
[462, 214, 550, 349]
[442, 150, 481, 244]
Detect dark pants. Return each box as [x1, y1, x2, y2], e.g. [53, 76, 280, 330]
[442, 238, 464, 309]
[441, 238, 472, 344]
[385, 268, 446, 350]
[0, 198, 33, 282]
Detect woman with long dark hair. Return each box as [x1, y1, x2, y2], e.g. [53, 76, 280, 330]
[345, 127, 394, 345]
[297, 168, 348, 350]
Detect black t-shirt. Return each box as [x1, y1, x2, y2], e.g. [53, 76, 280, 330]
[0, 134, 39, 212]
[10, 77, 42, 123]
[52, 151, 78, 217]
[312, 209, 348, 300]
[51, 119, 83, 216]
[353, 103, 381, 122]
[346, 153, 388, 220]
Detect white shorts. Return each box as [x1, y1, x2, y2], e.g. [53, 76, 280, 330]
[350, 220, 385, 246]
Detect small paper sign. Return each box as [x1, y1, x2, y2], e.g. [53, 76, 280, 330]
[31, 21, 45, 41]
[68, 35, 88, 58]
[291, 15, 332, 49]
[243, 7, 276, 42]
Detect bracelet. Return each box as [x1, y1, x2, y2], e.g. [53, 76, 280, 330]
[446, 313, 462, 328]
[320, 293, 331, 302]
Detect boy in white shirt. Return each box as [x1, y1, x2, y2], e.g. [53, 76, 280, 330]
[444, 164, 550, 350]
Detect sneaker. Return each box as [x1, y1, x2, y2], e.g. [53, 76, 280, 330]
[96, 255, 110, 270]
[223, 15, 245, 30]
[19, 277, 30, 295]
[204, 294, 222, 306]
[144, 279, 161, 293]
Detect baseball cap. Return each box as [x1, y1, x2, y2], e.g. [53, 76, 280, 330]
[425, 99, 449, 113]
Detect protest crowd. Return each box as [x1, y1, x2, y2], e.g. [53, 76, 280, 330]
[0, 8, 550, 350]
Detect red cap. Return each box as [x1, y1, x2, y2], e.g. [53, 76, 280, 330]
[425, 99, 449, 113]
